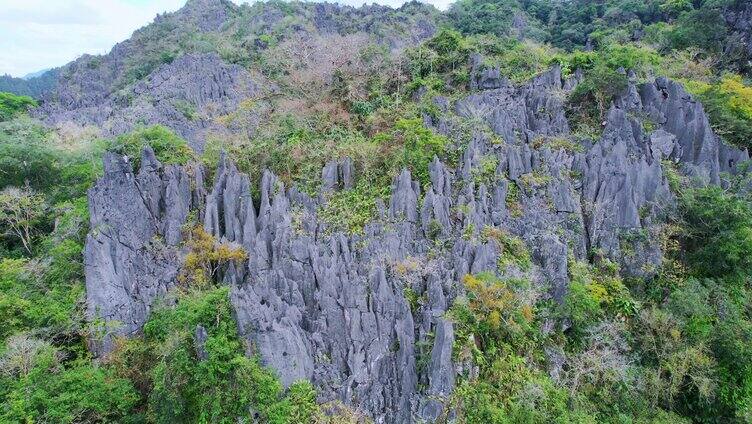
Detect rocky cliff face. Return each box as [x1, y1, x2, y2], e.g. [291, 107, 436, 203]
[34, 0, 243, 149]
[84, 62, 748, 421]
[723, 0, 752, 75]
[42, 53, 260, 150]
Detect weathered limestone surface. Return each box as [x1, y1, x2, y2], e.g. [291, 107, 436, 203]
[84, 65, 748, 422]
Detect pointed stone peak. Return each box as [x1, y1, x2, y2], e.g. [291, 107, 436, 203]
[175, 0, 238, 31]
[183, 0, 234, 9]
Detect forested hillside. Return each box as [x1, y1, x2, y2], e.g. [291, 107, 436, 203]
[1, 0, 752, 423]
[0, 70, 60, 99]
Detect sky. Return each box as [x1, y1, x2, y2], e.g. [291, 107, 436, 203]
[0, 0, 453, 78]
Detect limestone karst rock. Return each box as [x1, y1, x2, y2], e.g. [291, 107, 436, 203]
[83, 60, 748, 420]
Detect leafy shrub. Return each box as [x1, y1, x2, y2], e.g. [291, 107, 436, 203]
[453, 352, 593, 424]
[666, 7, 727, 53]
[0, 115, 104, 203]
[426, 29, 469, 72]
[567, 62, 628, 132]
[179, 226, 248, 288]
[318, 183, 389, 235]
[471, 155, 499, 185]
[128, 287, 318, 423]
[679, 185, 752, 283]
[173, 99, 198, 121]
[475, 37, 560, 84]
[648, 182, 752, 421]
[452, 273, 538, 359]
[600, 44, 660, 72]
[684, 75, 752, 150]
[530, 135, 584, 153]
[631, 307, 717, 411]
[107, 125, 194, 169]
[404, 29, 471, 92]
[395, 118, 449, 186]
[204, 115, 399, 196]
[0, 117, 57, 190]
[449, 0, 546, 41]
[1, 335, 139, 423]
[0, 260, 34, 339]
[562, 259, 635, 343]
[481, 226, 532, 271]
[564, 44, 659, 132]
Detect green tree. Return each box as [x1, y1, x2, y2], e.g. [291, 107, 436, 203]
[0, 186, 45, 254]
[0, 92, 37, 121]
[680, 186, 752, 283]
[0, 335, 139, 423]
[0, 117, 57, 190]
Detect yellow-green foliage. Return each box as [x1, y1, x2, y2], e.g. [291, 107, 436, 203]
[502, 181, 522, 217]
[1, 336, 139, 423]
[482, 226, 532, 271]
[180, 226, 247, 288]
[452, 352, 594, 424]
[563, 259, 636, 342]
[204, 115, 400, 196]
[449, 272, 590, 423]
[631, 306, 717, 408]
[571, 259, 634, 315]
[684, 75, 752, 149]
[0, 92, 37, 122]
[318, 184, 388, 235]
[531, 136, 584, 153]
[563, 44, 660, 133]
[661, 160, 682, 193]
[472, 155, 499, 185]
[395, 118, 449, 186]
[519, 171, 552, 190]
[718, 76, 752, 120]
[404, 28, 470, 92]
[452, 273, 536, 359]
[471, 37, 561, 84]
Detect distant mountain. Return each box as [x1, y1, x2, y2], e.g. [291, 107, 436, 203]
[22, 68, 53, 80]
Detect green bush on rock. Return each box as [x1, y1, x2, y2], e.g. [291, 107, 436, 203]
[107, 125, 194, 168]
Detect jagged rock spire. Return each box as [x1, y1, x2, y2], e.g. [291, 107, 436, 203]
[171, 0, 238, 31]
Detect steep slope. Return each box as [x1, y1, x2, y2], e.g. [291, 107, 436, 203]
[33, 0, 440, 148]
[34, 0, 242, 148]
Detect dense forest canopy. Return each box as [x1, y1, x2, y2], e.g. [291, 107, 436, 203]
[1, 0, 752, 422]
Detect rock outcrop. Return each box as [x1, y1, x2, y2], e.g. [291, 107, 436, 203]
[723, 1, 752, 75]
[84, 148, 205, 355]
[618, 76, 749, 185]
[84, 66, 748, 422]
[39, 54, 259, 150]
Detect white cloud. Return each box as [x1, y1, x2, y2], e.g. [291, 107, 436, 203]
[0, 0, 452, 77]
[0, 0, 185, 76]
